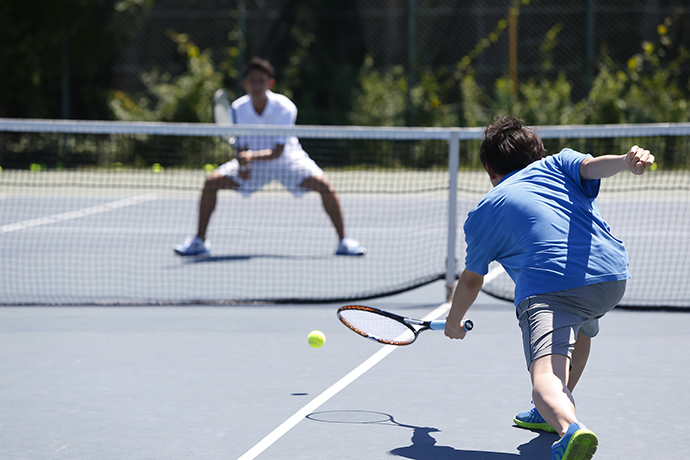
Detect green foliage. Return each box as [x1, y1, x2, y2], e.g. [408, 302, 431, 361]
[348, 7, 690, 169]
[349, 57, 407, 127]
[412, 69, 460, 128]
[351, 4, 689, 133]
[594, 42, 690, 124]
[109, 31, 232, 123]
[579, 41, 690, 126]
[106, 31, 237, 167]
[267, 0, 367, 125]
[458, 72, 580, 128]
[350, 57, 458, 128]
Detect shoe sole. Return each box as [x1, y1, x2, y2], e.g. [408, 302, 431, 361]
[561, 429, 598, 460]
[174, 249, 210, 256]
[513, 417, 557, 433]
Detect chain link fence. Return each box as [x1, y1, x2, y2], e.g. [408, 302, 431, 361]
[108, 0, 690, 126]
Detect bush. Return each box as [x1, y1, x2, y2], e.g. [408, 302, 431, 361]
[109, 31, 232, 123]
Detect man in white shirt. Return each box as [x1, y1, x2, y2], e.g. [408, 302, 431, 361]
[175, 57, 365, 256]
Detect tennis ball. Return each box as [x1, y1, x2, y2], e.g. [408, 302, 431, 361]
[308, 330, 326, 349]
[151, 163, 163, 173]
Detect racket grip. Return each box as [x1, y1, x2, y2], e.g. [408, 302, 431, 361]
[429, 318, 474, 332]
[429, 320, 446, 330]
[429, 319, 473, 332]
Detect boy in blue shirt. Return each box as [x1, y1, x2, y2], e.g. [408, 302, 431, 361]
[445, 116, 654, 460]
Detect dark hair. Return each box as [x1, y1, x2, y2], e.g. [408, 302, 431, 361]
[479, 116, 546, 176]
[243, 57, 275, 79]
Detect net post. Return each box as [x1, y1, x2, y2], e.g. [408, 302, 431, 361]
[445, 130, 460, 300]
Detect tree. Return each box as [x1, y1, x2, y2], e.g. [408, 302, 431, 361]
[0, 0, 151, 119]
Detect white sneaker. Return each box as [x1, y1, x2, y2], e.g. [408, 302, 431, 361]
[174, 235, 210, 256]
[336, 237, 366, 256]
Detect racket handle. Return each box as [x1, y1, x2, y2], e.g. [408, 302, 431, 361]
[429, 319, 473, 332]
[429, 320, 446, 330]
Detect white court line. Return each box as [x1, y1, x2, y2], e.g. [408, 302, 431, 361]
[0, 194, 157, 233]
[237, 265, 505, 460]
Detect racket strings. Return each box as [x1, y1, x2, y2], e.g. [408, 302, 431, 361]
[338, 310, 416, 345]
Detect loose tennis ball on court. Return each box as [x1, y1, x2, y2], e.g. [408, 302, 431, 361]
[151, 163, 163, 173]
[308, 330, 326, 349]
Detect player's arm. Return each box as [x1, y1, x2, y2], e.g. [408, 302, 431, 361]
[445, 269, 484, 340]
[579, 145, 655, 180]
[238, 144, 284, 164]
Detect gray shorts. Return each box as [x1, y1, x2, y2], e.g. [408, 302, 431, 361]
[516, 280, 626, 369]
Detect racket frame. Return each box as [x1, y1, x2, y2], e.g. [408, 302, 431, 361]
[213, 89, 236, 146]
[337, 305, 472, 346]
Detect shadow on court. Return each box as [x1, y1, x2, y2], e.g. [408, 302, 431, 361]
[390, 429, 555, 459]
[177, 253, 333, 263]
[307, 410, 556, 459]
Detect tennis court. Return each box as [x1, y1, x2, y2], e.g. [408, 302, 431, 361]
[1, 282, 688, 459]
[1, 121, 689, 459]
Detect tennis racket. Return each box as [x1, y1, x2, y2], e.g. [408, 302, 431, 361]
[213, 89, 236, 146]
[337, 305, 473, 346]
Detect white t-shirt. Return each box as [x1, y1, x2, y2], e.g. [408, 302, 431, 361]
[230, 90, 305, 161]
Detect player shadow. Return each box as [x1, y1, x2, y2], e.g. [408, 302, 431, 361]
[306, 409, 555, 460]
[181, 253, 333, 263]
[165, 253, 332, 270]
[389, 428, 556, 459]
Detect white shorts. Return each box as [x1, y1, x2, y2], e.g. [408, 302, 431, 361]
[216, 154, 324, 197]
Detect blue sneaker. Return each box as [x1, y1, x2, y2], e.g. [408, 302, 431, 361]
[174, 236, 210, 256]
[552, 422, 598, 460]
[514, 407, 556, 433]
[336, 237, 366, 256]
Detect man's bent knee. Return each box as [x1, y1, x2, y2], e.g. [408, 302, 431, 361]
[301, 175, 334, 194]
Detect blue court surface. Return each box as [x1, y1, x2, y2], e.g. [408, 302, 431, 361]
[1, 280, 688, 460]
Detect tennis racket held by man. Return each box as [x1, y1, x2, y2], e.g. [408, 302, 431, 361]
[337, 305, 473, 346]
[213, 89, 236, 146]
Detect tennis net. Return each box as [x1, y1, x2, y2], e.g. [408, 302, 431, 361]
[0, 119, 689, 308]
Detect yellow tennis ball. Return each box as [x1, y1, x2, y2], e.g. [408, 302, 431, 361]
[308, 330, 326, 349]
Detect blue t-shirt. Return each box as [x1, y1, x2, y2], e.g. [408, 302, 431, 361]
[464, 148, 630, 305]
